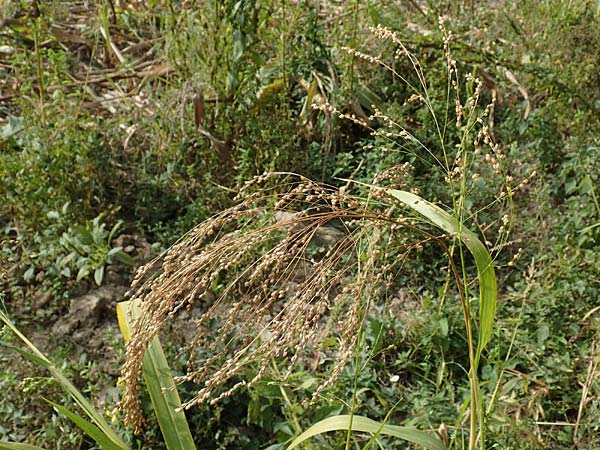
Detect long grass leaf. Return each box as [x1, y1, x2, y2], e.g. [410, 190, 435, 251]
[286, 415, 446, 450]
[45, 400, 124, 450]
[0, 311, 130, 450]
[117, 300, 196, 450]
[0, 443, 46, 450]
[388, 189, 497, 361]
[3, 344, 50, 368]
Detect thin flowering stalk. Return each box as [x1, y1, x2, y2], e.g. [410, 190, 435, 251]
[370, 24, 451, 173]
[333, 22, 513, 450]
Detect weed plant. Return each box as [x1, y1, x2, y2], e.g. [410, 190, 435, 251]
[117, 21, 517, 449]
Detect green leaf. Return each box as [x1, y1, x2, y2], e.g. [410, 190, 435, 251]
[45, 400, 124, 450]
[74, 226, 95, 246]
[438, 317, 449, 337]
[299, 77, 318, 121]
[0, 442, 45, 450]
[3, 344, 50, 368]
[107, 247, 123, 257]
[0, 115, 24, 140]
[0, 311, 130, 450]
[388, 189, 497, 364]
[565, 178, 577, 194]
[232, 29, 245, 62]
[114, 251, 136, 266]
[117, 300, 196, 450]
[77, 265, 90, 281]
[355, 82, 385, 112]
[60, 233, 83, 254]
[367, 318, 384, 355]
[286, 415, 446, 450]
[92, 227, 106, 245]
[94, 266, 105, 286]
[579, 175, 593, 195]
[108, 220, 124, 242]
[60, 251, 78, 267]
[22, 267, 35, 283]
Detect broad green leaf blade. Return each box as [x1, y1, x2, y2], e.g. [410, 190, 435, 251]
[117, 300, 196, 450]
[286, 415, 446, 450]
[388, 189, 497, 361]
[0, 311, 130, 450]
[114, 251, 136, 266]
[45, 400, 124, 450]
[0, 442, 45, 450]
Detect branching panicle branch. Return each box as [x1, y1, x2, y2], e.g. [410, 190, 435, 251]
[119, 174, 457, 432]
